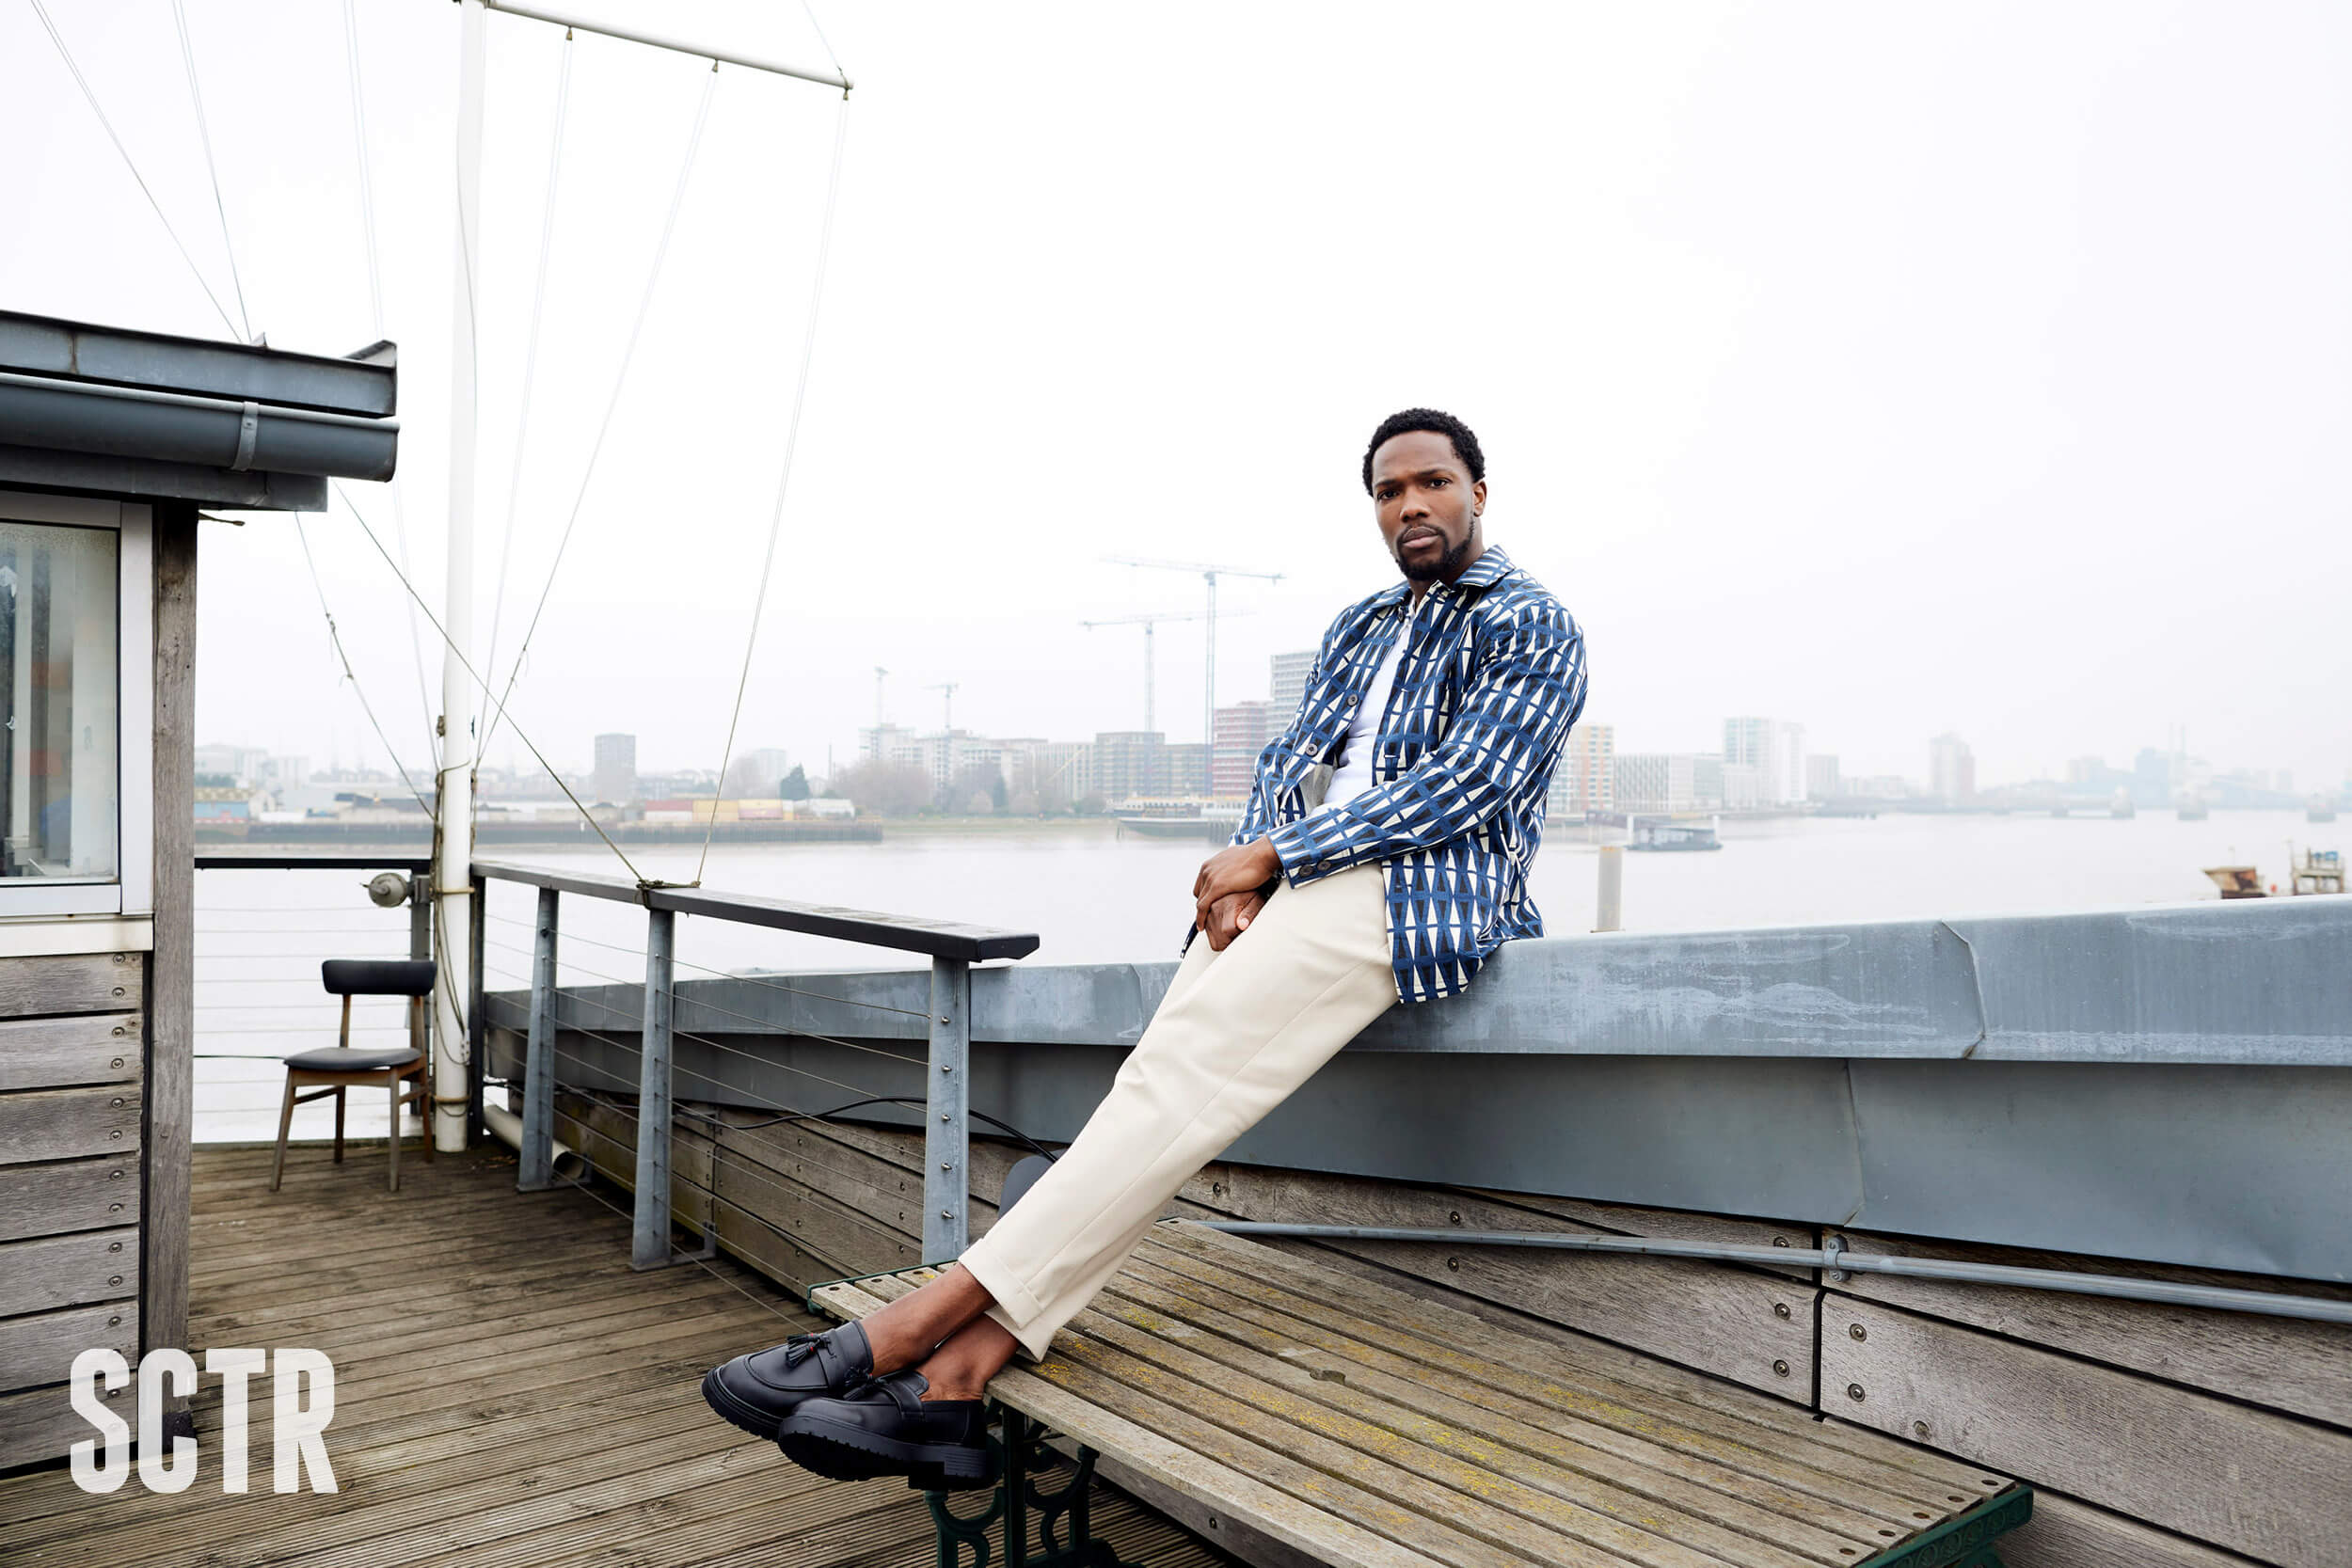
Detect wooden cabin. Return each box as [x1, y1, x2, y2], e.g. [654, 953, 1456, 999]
[0, 309, 397, 1468]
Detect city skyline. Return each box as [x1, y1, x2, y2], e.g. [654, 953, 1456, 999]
[202, 635, 2343, 813]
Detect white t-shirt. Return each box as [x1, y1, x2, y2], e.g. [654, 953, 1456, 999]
[1325, 592, 1427, 808]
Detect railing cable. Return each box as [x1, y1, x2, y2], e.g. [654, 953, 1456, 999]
[479, 30, 577, 743]
[292, 516, 437, 820]
[479, 66, 719, 764]
[25, 0, 241, 338]
[340, 0, 441, 759]
[331, 482, 647, 883]
[697, 95, 850, 882]
[167, 0, 248, 341]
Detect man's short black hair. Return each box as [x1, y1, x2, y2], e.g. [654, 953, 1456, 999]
[1362, 407, 1485, 495]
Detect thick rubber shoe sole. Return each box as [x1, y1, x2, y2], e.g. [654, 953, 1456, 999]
[702, 1366, 794, 1442]
[777, 1411, 998, 1491]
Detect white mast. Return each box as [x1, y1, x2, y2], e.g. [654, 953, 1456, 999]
[432, 0, 487, 1153]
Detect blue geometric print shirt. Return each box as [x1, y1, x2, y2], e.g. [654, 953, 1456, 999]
[1200, 546, 1588, 1004]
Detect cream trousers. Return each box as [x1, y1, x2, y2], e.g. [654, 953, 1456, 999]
[956, 863, 1395, 1360]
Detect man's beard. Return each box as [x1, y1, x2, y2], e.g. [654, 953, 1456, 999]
[1399, 531, 1472, 582]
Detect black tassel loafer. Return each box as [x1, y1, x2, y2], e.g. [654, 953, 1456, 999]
[701, 1321, 877, 1440]
[775, 1368, 997, 1490]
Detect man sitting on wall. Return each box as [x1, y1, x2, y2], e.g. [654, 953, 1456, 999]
[701, 407, 1589, 1485]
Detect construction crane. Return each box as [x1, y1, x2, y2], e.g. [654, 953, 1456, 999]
[1078, 610, 1207, 733]
[926, 681, 961, 732]
[1102, 555, 1283, 776]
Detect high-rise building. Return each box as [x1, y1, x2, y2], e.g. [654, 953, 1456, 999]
[593, 733, 637, 805]
[1724, 717, 1805, 805]
[1930, 733, 1975, 803]
[1547, 722, 1613, 817]
[1165, 742, 1211, 795]
[1212, 700, 1279, 799]
[1093, 731, 1167, 803]
[1269, 650, 1317, 720]
[858, 723, 919, 766]
[1805, 753, 1841, 800]
[1614, 753, 1697, 814]
[1013, 741, 1094, 809]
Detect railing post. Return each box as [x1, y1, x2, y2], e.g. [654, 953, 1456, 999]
[631, 906, 677, 1270]
[1595, 844, 1624, 933]
[467, 870, 486, 1144]
[518, 886, 560, 1192]
[925, 957, 971, 1262]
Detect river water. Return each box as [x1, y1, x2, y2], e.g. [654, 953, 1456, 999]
[198, 808, 2334, 1144]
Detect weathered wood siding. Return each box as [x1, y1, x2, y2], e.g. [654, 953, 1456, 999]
[536, 1065, 2349, 1568]
[0, 952, 146, 1470]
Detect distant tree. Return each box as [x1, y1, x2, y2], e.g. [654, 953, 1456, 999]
[834, 759, 934, 817]
[1077, 793, 1108, 816]
[722, 754, 783, 798]
[779, 765, 810, 801]
[194, 772, 238, 788]
[944, 763, 1005, 816]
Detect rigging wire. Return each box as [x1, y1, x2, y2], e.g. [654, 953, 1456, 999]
[292, 517, 437, 820]
[698, 95, 851, 885]
[25, 0, 241, 338]
[798, 0, 846, 86]
[331, 481, 649, 884]
[479, 30, 579, 779]
[167, 0, 249, 341]
[339, 0, 440, 762]
[478, 65, 721, 763]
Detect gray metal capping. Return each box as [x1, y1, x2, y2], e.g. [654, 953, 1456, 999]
[483, 891, 2352, 1283]
[0, 309, 397, 416]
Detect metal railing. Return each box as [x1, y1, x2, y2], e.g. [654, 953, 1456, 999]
[470, 858, 1038, 1272]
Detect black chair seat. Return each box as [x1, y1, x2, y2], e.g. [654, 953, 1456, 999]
[283, 1045, 421, 1072]
[322, 959, 436, 996]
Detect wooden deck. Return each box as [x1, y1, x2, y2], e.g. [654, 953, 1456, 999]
[0, 1142, 1227, 1568]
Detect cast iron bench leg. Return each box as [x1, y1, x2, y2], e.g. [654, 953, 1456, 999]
[926, 1402, 1137, 1568]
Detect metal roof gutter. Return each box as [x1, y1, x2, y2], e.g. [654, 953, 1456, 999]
[0, 371, 397, 483]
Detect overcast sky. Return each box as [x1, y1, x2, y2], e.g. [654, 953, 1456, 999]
[6, 1, 2347, 790]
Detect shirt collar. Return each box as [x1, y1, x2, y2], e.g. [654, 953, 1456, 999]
[1375, 546, 1515, 610]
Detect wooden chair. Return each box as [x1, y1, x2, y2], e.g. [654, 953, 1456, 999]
[269, 958, 437, 1193]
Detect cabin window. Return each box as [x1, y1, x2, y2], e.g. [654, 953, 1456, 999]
[0, 519, 119, 883]
[0, 491, 152, 921]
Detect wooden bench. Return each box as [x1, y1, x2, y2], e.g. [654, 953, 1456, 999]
[810, 1220, 2032, 1568]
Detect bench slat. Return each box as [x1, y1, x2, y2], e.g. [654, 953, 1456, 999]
[1103, 1256, 1867, 1564]
[1061, 1287, 1786, 1568]
[812, 1222, 2026, 1568]
[1136, 1234, 1970, 1516]
[1162, 1223, 2005, 1496]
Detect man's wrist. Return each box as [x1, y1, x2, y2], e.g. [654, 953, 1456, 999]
[1248, 835, 1282, 883]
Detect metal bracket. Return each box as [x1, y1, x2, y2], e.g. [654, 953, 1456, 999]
[229, 400, 261, 470]
[1823, 1232, 1849, 1284]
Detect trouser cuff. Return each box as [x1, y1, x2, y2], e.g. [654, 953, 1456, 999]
[956, 1235, 1053, 1359]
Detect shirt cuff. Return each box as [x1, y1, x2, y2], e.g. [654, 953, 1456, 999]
[1266, 817, 1337, 887]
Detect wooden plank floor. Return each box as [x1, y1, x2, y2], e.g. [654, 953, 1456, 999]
[0, 1143, 1229, 1568]
[817, 1225, 2029, 1568]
